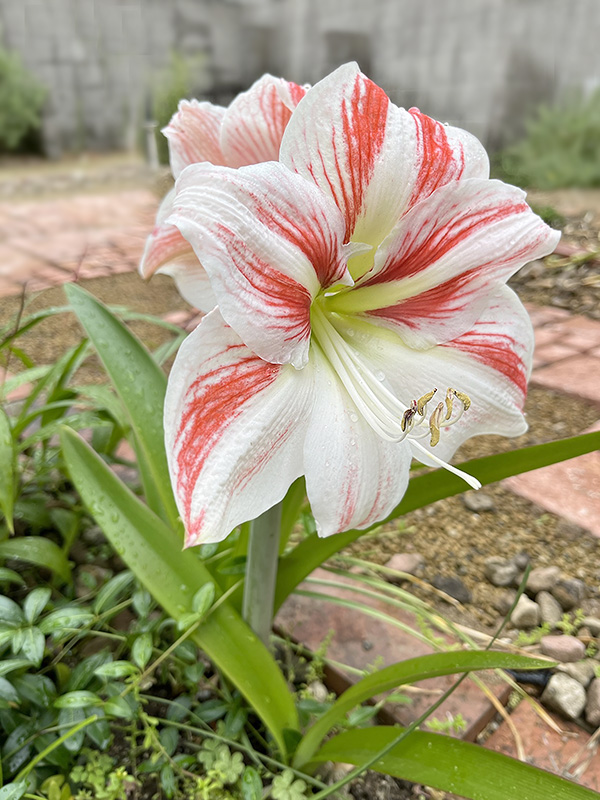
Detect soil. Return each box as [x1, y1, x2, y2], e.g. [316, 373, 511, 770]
[0, 271, 188, 383]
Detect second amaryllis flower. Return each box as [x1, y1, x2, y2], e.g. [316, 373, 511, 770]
[163, 62, 560, 546]
[139, 74, 306, 310]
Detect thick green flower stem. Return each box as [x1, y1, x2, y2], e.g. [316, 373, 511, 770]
[243, 502, 282, 648]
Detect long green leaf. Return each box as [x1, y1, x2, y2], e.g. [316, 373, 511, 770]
[0, 409, 15, 532]
[0, 537, 71, 583]
[310, 727, 598, 800]
[294, 651, 552, 768]
[59, 427, 298, 756]
[275, 431, 600, 612]
[64, 283, 178, 526]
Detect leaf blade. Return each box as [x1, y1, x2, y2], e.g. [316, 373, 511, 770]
[310, 726, 599, 800]
[64, 283, 178, 525]
[59, 426, 298, 756]
[0, 537, 71, 584]
[294, 651, 553, 767]
[0, 409, 15, 532]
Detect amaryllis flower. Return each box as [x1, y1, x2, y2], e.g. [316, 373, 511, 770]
[163, 63, 559, 546]
[139, 75, 307, 310]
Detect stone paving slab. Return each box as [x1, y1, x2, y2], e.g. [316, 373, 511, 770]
[276, 568, 511, 743]
[0, 189, 157, 296]
[484, 700, 600, 792]
[527, 303, 600, 405]
[504, 422, 600, 538]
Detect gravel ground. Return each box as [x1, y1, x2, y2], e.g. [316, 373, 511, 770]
[509, 190, 600, 318]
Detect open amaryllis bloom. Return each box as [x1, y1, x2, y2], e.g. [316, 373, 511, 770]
[163, 62, 560, 546]
[139, 74, 307, 310]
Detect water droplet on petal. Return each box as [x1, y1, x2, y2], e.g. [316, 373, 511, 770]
[350, 412, 358, 423]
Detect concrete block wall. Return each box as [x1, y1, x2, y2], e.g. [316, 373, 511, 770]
[0, 0, 598, 155]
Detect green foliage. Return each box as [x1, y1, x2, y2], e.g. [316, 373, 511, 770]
[529, 204, 566, 230]
[514, 622, 552, 646]
[151, 51, 207, 165]
[270, 769, 309, 800]
[498, 89, 600, 188]
[70, 751, 137, 800]
[425, 713, 467, 735]
[555, 609, 585, 636]
[0, 47, 45, 152]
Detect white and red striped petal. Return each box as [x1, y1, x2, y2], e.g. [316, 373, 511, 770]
[140, 190, 196, 279]
[303, 349, 412, 537]
[165, 309, 314, 546]
[338, 286, 532, 465]
[163, 100, 227, 179]
[331, 179, 559, 348]
[221, 75, 307, 168]
[280, 63, 489, 260]
[168, 161, 352, 368]
[159, 260, 216, 313]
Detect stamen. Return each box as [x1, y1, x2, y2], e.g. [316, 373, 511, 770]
[401, 401, 417, 432]
[454, 390, 471, 411]
[310, 303, 473, 452]
[417, 389, 437, 415]
[444, 388, 454, 421]
[429, 402, 445, 446]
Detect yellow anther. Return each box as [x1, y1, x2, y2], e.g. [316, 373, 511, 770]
[454, 389, 471, 411]
[401, 401, 417, 432]
[444, 387, 455, 421]
[429, 402, 445, 447]
[416, 388, 437, 415]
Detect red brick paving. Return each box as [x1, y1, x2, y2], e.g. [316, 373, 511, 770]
[276, 568, 512, 742]
[484, 701, 600, 792]
[504, 422, 600, 537]
[0, 189, 156, 295]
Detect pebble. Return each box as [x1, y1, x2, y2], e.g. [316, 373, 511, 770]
[540, 634, 586, 663]
[484, 557, 519, 587]
[512, 552, 530, 571]
[581, 616, 600, 636]
[541, 673, 587, 720]
[525, 567, 560, 595]
[526, 566, 561, 595]
[511, 595, 540, 629]
[557, 660, 597, 687]
[384, 552, 425, 579]
[536, 591, 563, 627]
[461, 491, 495, 513]
[586, 678, 600, 727]
[432, 575, 472, 604]
[551, 578, 585, 611]
[308, 681, 329, 703]
[493, 588, 517, 616]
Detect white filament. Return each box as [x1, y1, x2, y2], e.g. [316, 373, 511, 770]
[311, 302, 482, 492]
